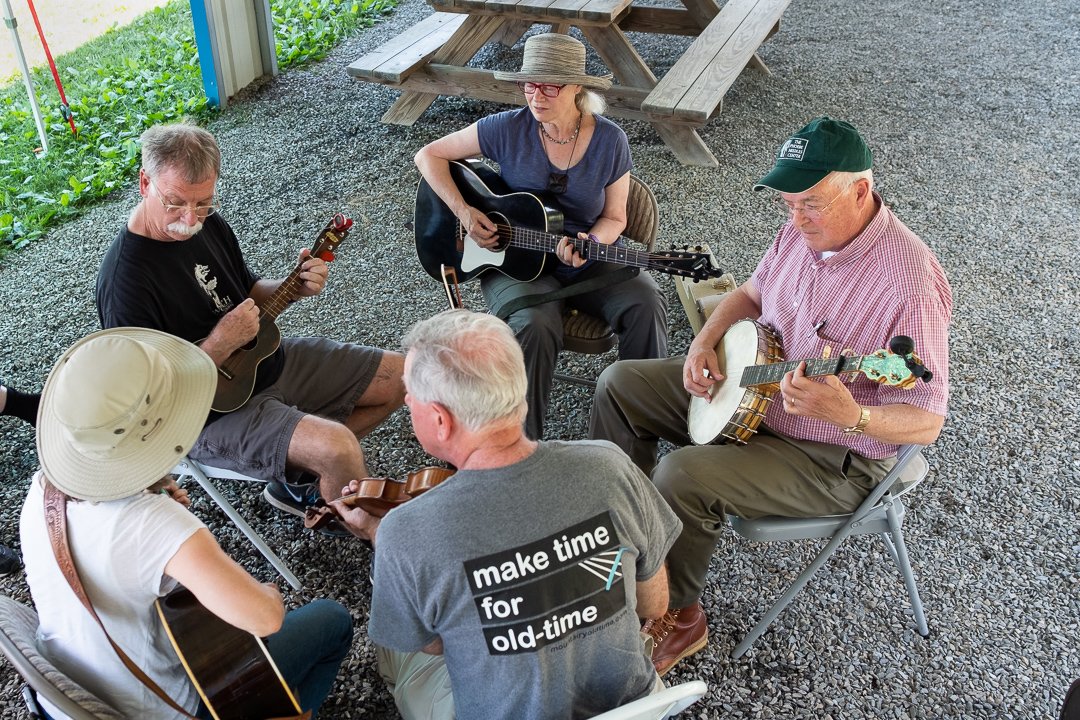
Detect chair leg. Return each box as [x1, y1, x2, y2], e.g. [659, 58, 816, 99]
[732, 527, 858, 658]
[179, 460, 303, 591]
[884, 501, 929, 637]
[878, 530, 901, 566]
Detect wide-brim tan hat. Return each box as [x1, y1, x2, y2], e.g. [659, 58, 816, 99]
[494, 33, 612, 90]
[37, 327, 216, 502]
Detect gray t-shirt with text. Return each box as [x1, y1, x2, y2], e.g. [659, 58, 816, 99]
[369, 440, 681, 720]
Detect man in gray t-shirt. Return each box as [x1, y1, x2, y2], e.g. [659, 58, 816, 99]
[334, 310, 681, 720]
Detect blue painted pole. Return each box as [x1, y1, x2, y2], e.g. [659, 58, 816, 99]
[188, 0, 220, 107]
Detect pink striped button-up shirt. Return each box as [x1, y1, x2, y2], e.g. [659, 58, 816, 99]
[750, 194, 952, 459]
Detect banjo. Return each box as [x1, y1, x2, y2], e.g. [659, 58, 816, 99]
[687, 320, 932, 445]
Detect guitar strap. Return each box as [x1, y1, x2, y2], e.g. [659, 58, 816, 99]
[43, 481, 310, 720]
[494, 265, 638, 321]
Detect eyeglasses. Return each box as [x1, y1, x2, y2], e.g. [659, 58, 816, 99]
[773, 184, 850, 221]
[147, 177, 220, 219]
[547, 173, 568, 195]
[517, 82, 565, 98]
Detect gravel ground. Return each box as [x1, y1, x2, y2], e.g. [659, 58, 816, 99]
[1, 0, 1078, 717]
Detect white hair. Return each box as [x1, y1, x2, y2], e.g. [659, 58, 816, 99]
[575, 89, 607, 117]
[824, 168, 874, 192]
[402, 310, 527, 431]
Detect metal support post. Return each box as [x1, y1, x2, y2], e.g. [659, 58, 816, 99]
[2, 0, 48, 154]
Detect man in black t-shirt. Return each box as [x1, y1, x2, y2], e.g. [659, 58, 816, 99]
[97, 123, 404, 534]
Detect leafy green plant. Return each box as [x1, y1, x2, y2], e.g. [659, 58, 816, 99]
[0, 0, 395, 256]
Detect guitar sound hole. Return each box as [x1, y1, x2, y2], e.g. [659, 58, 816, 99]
[488, 211, 512, 252]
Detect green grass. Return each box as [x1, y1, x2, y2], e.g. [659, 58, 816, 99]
[0, 0, 395, 256]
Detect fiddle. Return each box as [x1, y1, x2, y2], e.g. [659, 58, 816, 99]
[303, 466, 454, 533]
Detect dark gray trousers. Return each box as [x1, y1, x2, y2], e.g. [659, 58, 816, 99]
[484, 264, 667, 439]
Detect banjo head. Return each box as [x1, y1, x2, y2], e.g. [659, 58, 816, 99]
[687, 320, 771, 445]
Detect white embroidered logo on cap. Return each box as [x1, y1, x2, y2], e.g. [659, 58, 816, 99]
[778, 138, 807, 161]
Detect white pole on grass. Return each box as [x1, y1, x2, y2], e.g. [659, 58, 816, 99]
[1, 0, 48, 154]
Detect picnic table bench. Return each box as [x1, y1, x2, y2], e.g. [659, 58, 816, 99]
[347, 0, 792, 166]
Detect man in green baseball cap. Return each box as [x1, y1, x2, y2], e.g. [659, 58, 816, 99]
[754, 116, 872, 193]
[590, 116, 953, 676]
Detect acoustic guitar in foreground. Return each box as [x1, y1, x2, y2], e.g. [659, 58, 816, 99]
[687, 320, 932, 445]
[414, 159, 723, 284]
[156, 587, 309, 720]
[212, 214, 352, 413]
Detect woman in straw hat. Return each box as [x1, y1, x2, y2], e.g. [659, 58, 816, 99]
[20, 328, 352, 719]
[415, 32, 667, 440]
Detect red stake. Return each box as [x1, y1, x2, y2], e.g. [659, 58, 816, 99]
[25, 0, 77, 137]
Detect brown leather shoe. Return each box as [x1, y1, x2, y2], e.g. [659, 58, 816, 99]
[642, 602, 708, 676]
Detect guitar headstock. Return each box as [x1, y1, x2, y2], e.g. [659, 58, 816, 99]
[312, 213, 353, 262]
[856, 337, 932, 388]
[650, 246, 725, 281]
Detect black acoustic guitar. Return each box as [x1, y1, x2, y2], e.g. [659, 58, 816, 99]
[155, 587, 308, 719]
[211, 214, 352, 413]
[414, 159, 723, 284]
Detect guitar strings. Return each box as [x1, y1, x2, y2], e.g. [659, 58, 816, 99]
[220, 230, 336, 375]
[480, 220, 691, 262]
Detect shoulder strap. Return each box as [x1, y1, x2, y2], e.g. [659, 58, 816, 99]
[43, 480, 198, 719]
[495, 265, 638, 320]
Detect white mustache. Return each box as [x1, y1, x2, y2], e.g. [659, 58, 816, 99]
[167, 220, 204, 237]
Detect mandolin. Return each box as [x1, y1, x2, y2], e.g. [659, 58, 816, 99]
[211, 214, 352, 413]
[155, 587, 309, 720]
[414, 159, 723, 284]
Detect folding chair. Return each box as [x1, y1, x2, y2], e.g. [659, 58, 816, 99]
[171, 457, 302, 590]
[590, 680, 708, 720]
[555, 174, 660, 388]
[728, 443, 931, 658]
[0, 595, 124, 720]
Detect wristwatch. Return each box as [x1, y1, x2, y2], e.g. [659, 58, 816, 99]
[842, 406, 871, 435]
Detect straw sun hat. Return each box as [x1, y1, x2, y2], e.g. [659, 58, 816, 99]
[37, 327, 216, 502]
[494, 33, 612, 90]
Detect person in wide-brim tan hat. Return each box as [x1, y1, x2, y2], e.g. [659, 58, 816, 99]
[36, 326, 216, 502]
[20, 326, 354, 717]
[415, 29, 669, 437]
[493, 32, 612, 90]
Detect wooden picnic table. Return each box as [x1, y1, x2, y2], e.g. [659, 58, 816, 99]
[347, 0, 791, 166]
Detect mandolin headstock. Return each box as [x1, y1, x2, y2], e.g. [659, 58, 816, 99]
[312, 213, 353, 262]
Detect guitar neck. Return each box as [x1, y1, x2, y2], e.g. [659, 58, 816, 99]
[740, 354, 866, 387]
[257, 216, 351, 321]
[259, 264, 305, 321]
[507, 227, 651, 269]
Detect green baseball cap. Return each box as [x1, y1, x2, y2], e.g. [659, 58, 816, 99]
[754, 117, 872, 193]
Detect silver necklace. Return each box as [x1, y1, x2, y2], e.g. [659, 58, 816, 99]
[540, 113, 582, 145]
[541, 114, 582, 195]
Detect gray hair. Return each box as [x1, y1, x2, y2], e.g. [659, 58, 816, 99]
[140, 123, 221, 184]
[575, 88, 607, 116]
[402, 310, 527, 431]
